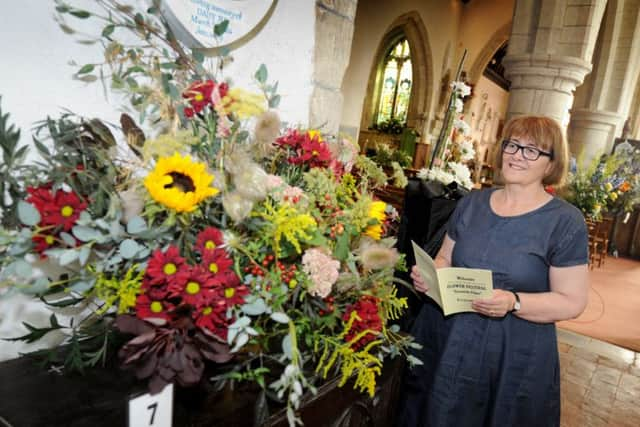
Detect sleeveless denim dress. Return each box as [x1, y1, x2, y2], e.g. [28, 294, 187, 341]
[397, 188, 589, 427]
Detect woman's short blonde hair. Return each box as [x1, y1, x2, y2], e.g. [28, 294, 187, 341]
[493, 115, 569, 186]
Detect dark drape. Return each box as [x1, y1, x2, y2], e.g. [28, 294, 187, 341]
[394, 178, 469, 331]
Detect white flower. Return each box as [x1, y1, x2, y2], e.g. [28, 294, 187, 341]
[454, 98, 464, 113]
[417, 167, 455, 185]
[458, 138, 476, 162]
[447, 161, 473, 189]
[451, 81, 471, 97]
[453, 118, 471, 136]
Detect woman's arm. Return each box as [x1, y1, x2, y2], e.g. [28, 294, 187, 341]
[411, 235, 455, 293]
[512, 264, 589, 322]
[472, 264, 589, 322]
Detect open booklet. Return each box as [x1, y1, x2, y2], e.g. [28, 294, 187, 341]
[411, 241, 493, 316]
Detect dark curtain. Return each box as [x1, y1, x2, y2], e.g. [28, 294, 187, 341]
[394, 178, 469, 331]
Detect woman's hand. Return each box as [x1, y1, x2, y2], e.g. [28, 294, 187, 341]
[472, 289, 515, 318]
[411, 265, 429, 294]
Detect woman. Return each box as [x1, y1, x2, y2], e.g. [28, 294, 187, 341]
[398, 116, 589, 426]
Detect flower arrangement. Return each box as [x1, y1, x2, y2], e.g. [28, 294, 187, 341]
[0, 2, 418, 426]
[418, 113, 475, 190]
[561, 150, 640, 219]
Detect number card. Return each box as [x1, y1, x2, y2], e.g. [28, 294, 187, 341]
[128, 383, 173, 427]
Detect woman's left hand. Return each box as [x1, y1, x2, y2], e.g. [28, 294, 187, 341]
[472, 289, 515, 318]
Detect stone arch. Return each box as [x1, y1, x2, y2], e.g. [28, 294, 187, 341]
[359, 11, 433, 134]
[467, 23, 511, 86]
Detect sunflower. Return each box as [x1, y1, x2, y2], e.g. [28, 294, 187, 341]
[364, 200, 387, 240]
[144, 153, 219, 212]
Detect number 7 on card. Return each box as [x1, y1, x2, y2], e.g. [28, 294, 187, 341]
[128, 383, 173, 427]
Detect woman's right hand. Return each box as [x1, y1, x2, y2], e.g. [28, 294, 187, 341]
[410, 265, 429, 294]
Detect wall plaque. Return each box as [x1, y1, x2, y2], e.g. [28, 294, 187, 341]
[161, 0, 275, 48]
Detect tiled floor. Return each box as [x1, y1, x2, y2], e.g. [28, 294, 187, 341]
[558, 329, 640, 426]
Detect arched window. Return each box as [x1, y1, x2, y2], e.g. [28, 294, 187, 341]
[375, 37, 412, 125]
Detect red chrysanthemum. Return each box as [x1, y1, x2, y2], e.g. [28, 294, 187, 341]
[182, 80, 215, 113]
[141, 275, 171, 301]
[171, 265, 220, 308]
[49, 190, 88, 231]
[26, 185, 54, 214]
[342, 296, 383, 350]
[32, 232, 57, 257]
[195, 227, 224, 253]
[294, 133, 332, 168]
[200, 248, 233, 279]
[146, 246, 188, 287]
[135, 293, 174, 322]
[219, 272, 249, 307]
[26, 185, 87, 231]
[193, 300, 228, 339]
[275, 129, 305, 149]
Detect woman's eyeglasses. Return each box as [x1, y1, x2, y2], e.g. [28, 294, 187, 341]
[502, 140, 554, 161]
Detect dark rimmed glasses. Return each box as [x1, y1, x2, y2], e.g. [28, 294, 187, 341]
[502, 140, 554, 161]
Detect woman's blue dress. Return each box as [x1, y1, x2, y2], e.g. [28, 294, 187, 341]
[397, 188, 589, 427]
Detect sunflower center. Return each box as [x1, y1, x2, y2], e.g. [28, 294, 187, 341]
[45, 235, 55, 245]
[209, 262, 218, 273]
[186, 281, 201, 295]
[202, 306, 213, 315]
[61, 205, 74, 217]
[225, 288, 235, 298]
[164, 172, 196, 193]
[163, 263, 177, 275]
[150, 301, 163, 313]
[205, 240, 216, 249]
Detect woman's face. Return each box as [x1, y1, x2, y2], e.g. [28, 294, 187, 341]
[501, 134, 553, 186]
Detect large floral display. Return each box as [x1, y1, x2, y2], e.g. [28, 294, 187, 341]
[0, 2, 418, 425]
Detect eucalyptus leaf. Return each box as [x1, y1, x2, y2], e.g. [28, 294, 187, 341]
[17, 200, 41, 226]
[72, 225, 101, 242]
[11, 260, 32, 279]
[22, 277, 50, 295]
[270, 312, 290, 324]
[119, 239, 142, 259]
[78, 246, 91, 266]
[59, 232, 76, 247]
[282, 334, 293, 360]
[231, 332, 249, 353]
[102, 24, 115, 38]
[59, 249, 79, 266]
[241, 297, 267, 316]
[126, 216, 147, 234]
[269, 95, 281, 109]
[69, 280, 95, 294]
[255, 64, 268, 84]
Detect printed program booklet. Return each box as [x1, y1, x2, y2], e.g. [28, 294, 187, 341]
[411, 241, 493, 316]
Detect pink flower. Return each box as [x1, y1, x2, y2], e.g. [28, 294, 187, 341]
[302, 248, 340, 298]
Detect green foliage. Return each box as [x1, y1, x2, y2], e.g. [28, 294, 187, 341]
[0, 96, 28, 228]
[372, 118, 405, 135]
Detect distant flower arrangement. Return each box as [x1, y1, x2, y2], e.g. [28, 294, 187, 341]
[416, 81, 475, 190]
[0, 2, 419, 426]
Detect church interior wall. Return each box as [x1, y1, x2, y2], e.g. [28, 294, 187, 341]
[340, 0, 515, 146]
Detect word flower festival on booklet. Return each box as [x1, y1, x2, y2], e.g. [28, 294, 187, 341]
[0, 1, 419, 425]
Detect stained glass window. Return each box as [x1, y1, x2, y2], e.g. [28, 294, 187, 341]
[376, 38, 412, 125]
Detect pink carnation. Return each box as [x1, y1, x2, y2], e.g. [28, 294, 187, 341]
[265, 174, 285, 191]
[282, 186, 305, 204]
[302, 248, 340, 298]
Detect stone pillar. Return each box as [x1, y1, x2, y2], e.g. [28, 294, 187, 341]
[568, 0, 640, 165]
[309, 0, 358, 134]
[503, 0, 607, 126]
